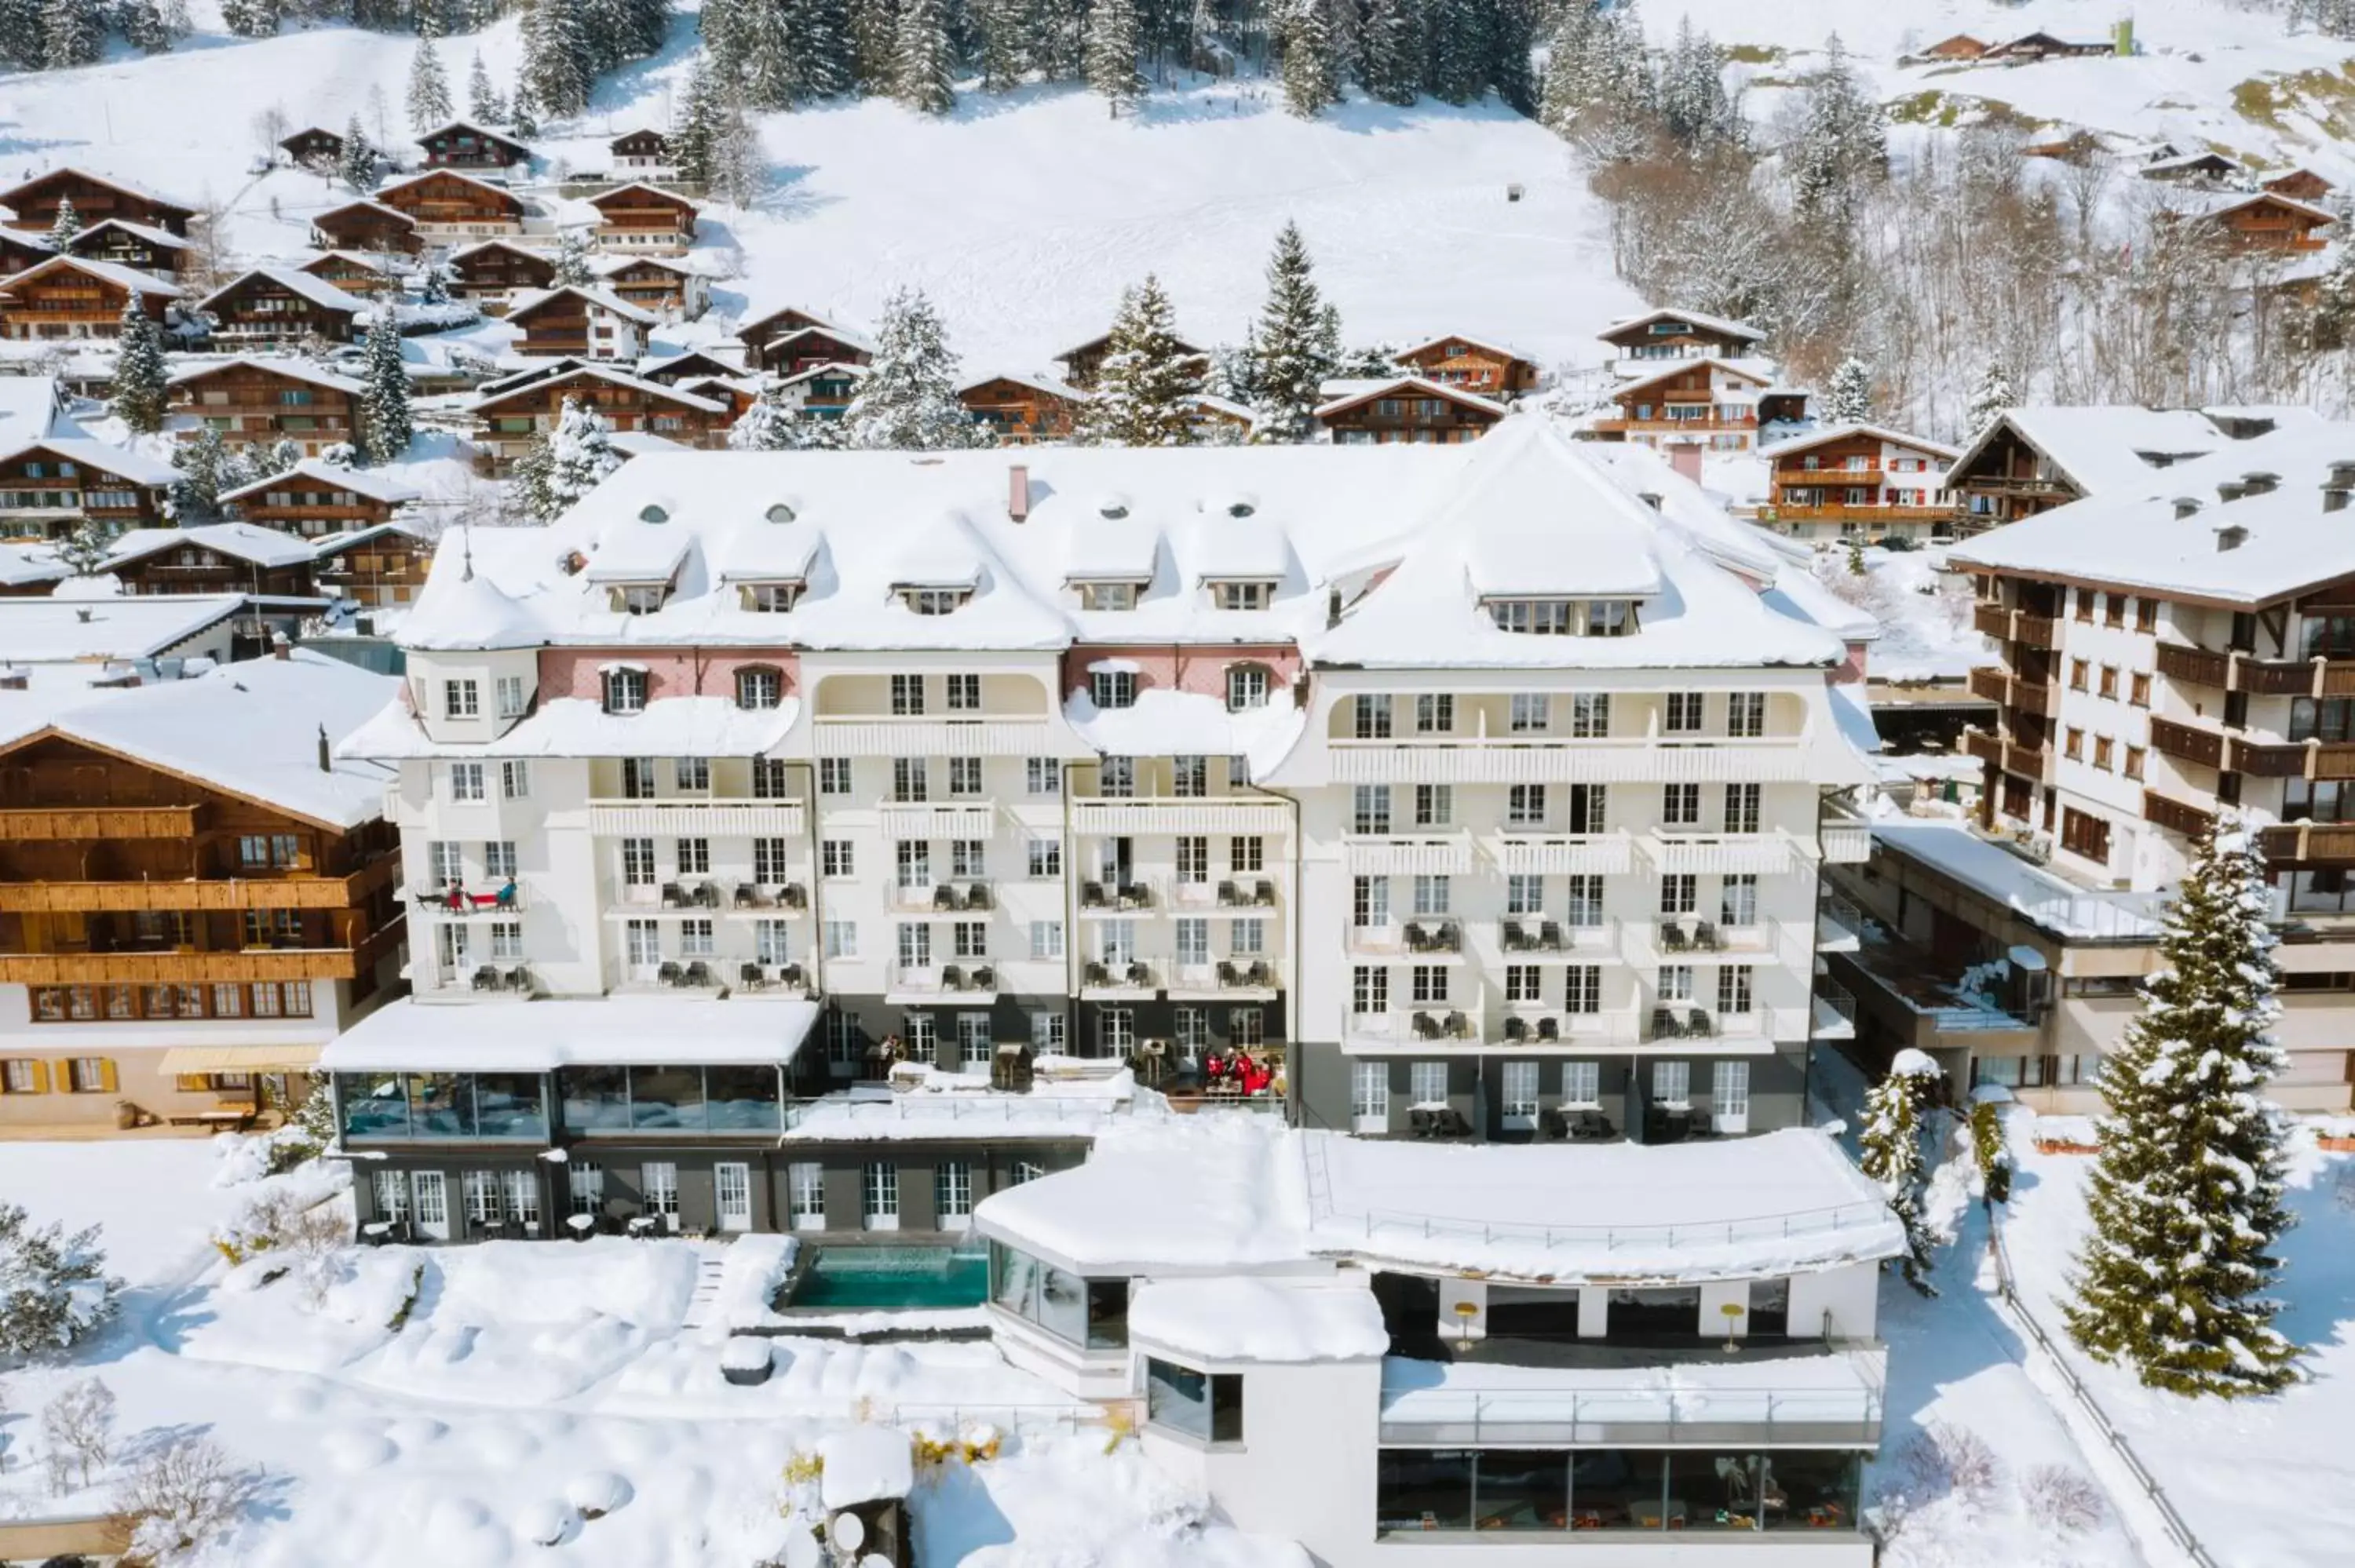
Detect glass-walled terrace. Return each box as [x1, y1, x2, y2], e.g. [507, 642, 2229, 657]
[988, 1239, 1129, 1349]
[1375, 1447, 1859, 1535]
[336, 1063, 785, 1140]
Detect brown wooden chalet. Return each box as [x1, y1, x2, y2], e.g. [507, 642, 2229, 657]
[1393, 334, 1539, 399]
[1940, 408, 2231, 531]
[0, 672, 403, 1136]
[0, 256, 180, 340]
[105, 522, 325, 599]
[1983, 31, 2115, 61]
[586, 182, 699, 254]
[469, 363, 730, 476]
[63, 219, 190, 281]
[2191, 191, 2335, 253]
[1761, 423, 1960, 542]
[598, 255, 708, 319]
[310, 199, 422, 257]
[1594, 358, 1801, 450]
[0, 438, 177, 539]
[2265, 168, 2335, 202]
[2141, 150, 2240, 184]
[1056, 327, 1207, 392]
[1914, 34, 1988, 60]
[309, 522, 432, 607]
[640, 347, 746, 385]
[298, 251, 406, 298]
[752, 322, 874, 378]
[0, 229, 53, 276]
[612, 128, 673, 175]
[373, 171, 525, 241]
[1185, 394, 1255, 442]
[414, 119, 532, 171]
[220, 460, 420, 538]
[446, 239, 556, 310]
[1313, 376, 1506, 445]
[506, 285, 653, 360]
[0, 168, 198, 236]
[1597, 307, 1767, 367]
[959, 374, 1085, 444]
[279, 126, 345, 168]
[199, 265, 367, 349]
[168, 359, 364, 458]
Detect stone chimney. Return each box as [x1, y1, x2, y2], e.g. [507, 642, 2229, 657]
[271, 631, 291, 660]
[1666, 440, 1704, 487]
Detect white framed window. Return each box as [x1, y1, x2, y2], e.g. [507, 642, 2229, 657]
[893, 757, 929, 801]
[948, 756, 984, 797]
[1505, 965, 1542, 1003]
[500, 759, 531, 799]
[1718, 965, 1755, 1014]
[1099, 756, 1135, 797]
[1353, 785, 1391, 834]
[1353, 876, 1389, 928]
[1665, 691, 1704, 733]
[1562, 1060, 1601, 1107]
[819, 757, 853, 796]
[1090, 669, 1137, 709]
[1723, 782, 1762, 834]
[604, 667, 647, 713]
[1409, 1060, 1448, 1106]
[1352, 965, 1389, 1015]
[1030, 920, 1064, 960]
[483, 840, 517, 878]
[823, 840, 855, 877]
[1713, 1060, 1751, 1133]
[824, 920, 857, 958]
[487, 920, 523, 961]
[677, 837, 710, 874]
[372, 1169, 410, 1222]
[1025, 757, 1061, 795]
[1565, 965, 1601, 1012]
[947, 672, 980, 711]
[1662, 782, 1701, 826]
[1659, 873, 1696, 915]
[1415, 693, 1454, 733]
[1510, 693, 1549, 732]
[1653, 1060, 1692, 1107]
[1351, 1061, 1389, 1132]
[1727, 691, 1766, 738]
[428, 840, 462, 884]
[788, 1162, 824, 1230]
[443, 678, 478, 718]
[1231, 835, 1264, 873]
[1231, 917, 1265, 955]
[1175, 917, 1209, 965]
[1353, 694, 1393, 739]
[1721, 873, 1758, 928]
[464, 1169, 503, 1227]
[674, 756, 710, 792]
[1506, 874, 1542, 916]
[447, 761, 484, 801]
[1097, 1005, 1134, 1058]
[624, 918, 659, 968]
[1172, 756, 1208, 799]
[1500, 1059, 1540, 1123]
[890, 673, 926, 715]
[1029, 1008, 1066, 1055]
[679, 918, 714, 956]
[495, 674, 525, 717]
[1658, 965, 1695, 1003]
[897, 923, 933, 968]
[715, 1161, 753, 1232]
[1028, 837, 1061, 877]
[568, 1161, 604, 1216]
[936, 1161, 973, 1226]
[1411, 874, 1450, 917]
[641, 1161, 680, 1222]
[951, 839, 986, 877]
[1413, 784, 1452, 826]
[1226, 664, 1269, 711]
[754, 837, 792, 884]
[956, 1014, 991, 1067]
[1571, 693, 1610, 738]
[755, 920, 790, 965]
[621, 837, 656, 886]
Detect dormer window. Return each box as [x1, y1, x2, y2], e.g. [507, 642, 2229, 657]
[1484, 598, 1638, 637]
[1090, 670, 1137, 709]
[615, 584, 668, 614]
[638, 504, 670, 523]
[1586, 600, 1630, 636]
[902, 588, 970, 615]
[744, 582, 801, 612]
[603, 667, 647, 714]
[736, 666, 782, 710]
[765, 503, 796, 523]
[1211, 581, 1272, 611]
[1079, 582, 1141, 611]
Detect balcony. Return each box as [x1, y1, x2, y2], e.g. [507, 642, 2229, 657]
[1639, 830, 1801, 876]
[1967, 665, 2051, 719]
[814, 717, 1055, 756]
[1079, 958, 1156, 996]
[1167, 959, 1282, 997]
[1347, 921, 1466, 958]
[1069, 797, 1291, 836]
[1816, 892, 1864, 953]
[1492, 833, 1634, 876]
[2155, 644, 2355, 699]
[1970, 604, 2057, 650]
[0, 862, 393, 913]
[1812, 984, 1858, 1041]
[2141, 790, 2214, 839]
[1624, 918, 1805, 969]
[586, 797, 805, 837]
[2146, 716, 2225, 770]
[0, 804, 209, 841]
[1962, 729, 2004, 768]
[887, 880, 995, 916]
[1342, 832, 1475, 876]
[1493, 1005, 1642, 1048]
[409, 881, 529, 916]
[1495, 917, 1619, 959]
[885, 961, 999, 1002]
[1327, 737, 1813, 786]
[1641, 1005, 1805, 1045]
[1346, 1005, 1484, 1046]
[1077, 878, 1157, 914]
[0, 946, 365, 983]
[2264, 820, 2355, 865]
[2148, 721, 2355, 780]
[878, 799, 996, 839]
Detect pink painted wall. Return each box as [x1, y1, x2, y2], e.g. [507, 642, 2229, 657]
[539, 647, 801, 702]
[1061, 643, 1302, 699]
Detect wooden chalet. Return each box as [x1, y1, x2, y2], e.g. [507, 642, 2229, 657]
[1393, 334, 1539, 399]
[309, 522, 433, 608]
[586, 182, 699, 254]
[959, 374, 1086, 444]
[505, 285, 653, 360]
[1760, 423, 1960, 543]
[1984, 31, 2115, 61]
[372, 171, 525, 242]
[2265, 168, 2335, 202]
[2189, 191, 2335, 253]
[168, 359, 365, 458]
[1914, 34, 1988, 60]
[640, 347, 746, 385]
[754, 323, 874, 378]
[310, 199, 422, 257]
[736, 304, 842, 352]
[1597, 307, 1767, 370]
[1056, 327, 1207, 392]
[1313, 376, 1506, 445]
[0, 230, 53, 276]
[106, 523, 327, 598]
[219, 460, 420, 538]
[776, 361, 865, 420]
[0, 168, 198, 236]
[1185, 393, 1255, 443]
[2141, 150, 2240, 184]
[0, 256, 180, 341]
[298, 251, 407, 298]
[612, 128, 674, 176]
[0, 438, 177, 540]
[596, 255, 708, 319]
[0, 666, 403, 1138]
[469, 363, 730, 476]
[446, 239, 556, 311]
[63, 219, 190, 282]
[414, 119, 532, 171]
[279, 126, 345, 169]
[198, 265, 367, 349]
[1593, 358, 1802, 451]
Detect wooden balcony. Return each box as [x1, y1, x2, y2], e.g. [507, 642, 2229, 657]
[2154, 643, 2355, 698]
[1962, 729, 2004, 768]
[0, 861, 394, 913]
[1768, 501, 1952, 523]
[2149, 718, 2355, 779]
[0, 804, 208, 840]
[0, 946, 364, 983]
[2141, 790, 2214, 839]
[2261, 822, 2355, 865]
[2148, 716, 2225, 770]
[1969, 666, 2052, 720]
[1971, 604, 2057, 650]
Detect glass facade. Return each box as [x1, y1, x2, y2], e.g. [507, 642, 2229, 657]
[340, 1067, 780, 1141]
[335, 1073, 549, 1142]
[1145, 1357, 1244, 1444]
[1375, 1448, 1860, 1534]
[987, 1240, 1128, 1349]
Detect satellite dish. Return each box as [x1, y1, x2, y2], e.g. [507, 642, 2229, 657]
[780, 1528, 820, 1568]
[830, 1511, 867, 1552]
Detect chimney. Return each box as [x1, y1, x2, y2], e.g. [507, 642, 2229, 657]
[271, 631, 291, 660]
[2171, 496, 2201, 520]
[2216, 480, 2247, 503]
[74, 607, 92, 623]
[316, 724, 330, 774]
[1007, 464, 1031, 523]
[1638, 491, 1664, 512]
[2326, 484, 2351, 515]
[2241, 470, 2280, 496]
[1666, 440, 1703, 487]
[2214, 523, 2249, 552]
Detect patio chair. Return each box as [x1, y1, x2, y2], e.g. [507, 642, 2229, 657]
[1540, 921, 1565, 950]
[1502, 921, 1527, 952]
[1570, 1110, 1615, 1142]
[1404, 921, 1429, 952]
[781, 883, 807, 910]
[660, 881, 687, 909]
[657, 961, 683, 987]
[934, 884, 959, 912]
[1503, 1015, 1528, 1042]
[1218, 961, 1242, 988]
[1692, 920, 1720, 952]
[507, 966, 535, 994]
[1217, 879, 1241, 907]
[1433, 1107, 1473, 1139]
[1255, 880, 1277, 906]
[971, 965, 995, 991]
[1650, 1006, 1682, 1040]
[1082, 881, 1108, 909]
[471, 967, 500, 992]
[739, 962, 767, 990]
[1537, 1015, 1561, 1041]
[1412, 1012, 1441, 1041]
[681, 960, 714, 989]
[733, 884, 760, 909]
[1408, 1107, 1437, 1139]
[1685, 1008, 1714, 1037]
[1126, 961, 1152, 988]
[778, 964, 805, 990]
[1661, 923, 1689, 954]
[1438, 921, 1462, 950]
[966, 883, 993, 910]
[1445, 1010, 1470, 1039]
[942, 964, 966, 992]
[695, 883, 721, 910]
[1086, 961, 1110, 986]
[1120, 881, 1152, 909]
[1248, 960, 1273, 987]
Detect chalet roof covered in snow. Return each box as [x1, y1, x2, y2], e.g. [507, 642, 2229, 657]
[319, 994, 819, 1072]
[1943, 407, 2231, 494]
[0, 541, 64, 589]
[68, 217, 191, 252]
[0, 436, 178, 486]
[0, 593, 246, 662]
[168, 356, 365, 395]
[1598, 305, 1767, 345]
[1310, 374, 1506, 419]
[506, 284, 657, 326]
[0, 253, 182, 298]
[0, 376, 68, 445]
[221, 459, 423, 506]
[1761, 422, 1960, 461]
[110, 522, 324, 570]
[199, 263, 368, 316]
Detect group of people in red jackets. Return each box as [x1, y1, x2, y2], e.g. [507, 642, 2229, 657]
[1200, 1049, 1274, 1097]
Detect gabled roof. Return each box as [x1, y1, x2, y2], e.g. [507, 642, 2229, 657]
[199, 264, 367, 316]
[279, 125, 343, 148]
[65, 217, 191, 253]
[0, 166, 197, 221]
[1942, 407, 2232, 494]
[638, 346, 746, 381]
[595, 253, 700, 279]
[0, 436, 179, 487]
[448, 236, 550, 264]
[469, 362, 725, 415]
[312, 198, 417, 231]
[109, 521, 324, 571]
[298, 250, 406, 277]
[1312, 374, 1506, 421]
[777, 360, 869, 391]
[0, 593, 246, 662]
[960, 370, 1088, 402]
[764, 322, 876, 356]
[611, 127, 667, 147]
[413, 119, 533, 158]
[221, 459, 422, 507]
[586, 181, 699, 213]
[0, 253, 181, 298]
[167, 356, 364, 395]
[1394, 332, 1538, 365]
[1598, 306, 1767, 345]
[506, 283, 657, 326]
[735, 303, 849, 345]
[2185, 189, 2337, 226]
[311, 520, 429, 557]
[376, 169, 526, 213]
[1612, 356, 1773, 397]
[1057, 326, 1207, 361]
[1760, 422, 1960, 462]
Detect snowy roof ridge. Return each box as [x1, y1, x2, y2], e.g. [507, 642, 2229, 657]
[68, 217, 191, 250]
[961, 368, 1089, 401]
[468, 362, 725, 414]
[219, 459, 422, 505]
[1310, 374, 1506, 419]
[0, 166, 196, 212]
[0, 253, 182, 297]
[1614, 356, 1775, 397]
[0, 436, 177, 486]
[1394, 330, 1540, 363]
[1600, 305, 1767, 342]
[411, 119, 532, 151]
[0, 593, 246, 659]
[109, 522, 323, 570]
[199, 263, 367, 315]
[168, 356, 364, 394]
[1941, 406, 2230, 495]
[1760, 421, 1960, 461]
[378, 168, 521, 206]
[506, 283, 657, 326]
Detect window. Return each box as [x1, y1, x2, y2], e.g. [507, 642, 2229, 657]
[680, 918, 714, 956]
[1231, 836, 1264, 873]
[496, 674, 526, 717]
[893, 757, 929, 802]
[1351, 1061, 1389, 1125]
[1353, 877, 1390, 929]
[1411, 965, 1448, 1005]
[1714, 1060, 1751, 1127]
[1566, 876, 1604, 927]
[1410, 1060, 1448, 1105]
[443, 678, 478, 718]
[1661, 782, 1700, 826]
[1232, 917, 1265, 955]
[1411, 874, 1451, 916]
[1025, 757, 1061, 796]
[952, 920, 987, 959]
[1100, 756, 1135, 798]
[1657, 965, 1694, 1002]
[937, 1161, 973, 1222]
[1079, 581, 1137, 611]
[1659, 873, 1696, 915]
[1664, 691, 1703, 733]
[568, 1162, 605, 1216]
[2065, 727, 2084, 761]
[819, 757, 853, 796]
[1716, 965, 1754, 1013]
[500, 760, 530, 800]
[1415, 693, 1454, 733]
[755, 921, 790, 965]
[624, 919, 658, 968]
[1175, 835, 1209, 884]
[896, 840, 931, 892]
[2130, 672, 2151, 708]
[1353, 695, 1393, 739]
[1097, 1005, 1134, 1057]
[749, 582, 798, 612]
[2093, 736, 2114, 771]
[946, 672, 980, 711]
[1505, 965, 1542, 1003]
[1176, 918, 1210, 966]
[1146, 1358, 1244, 1444]
[1571, 693, 1609, 738]
[2069, 659, 2089, 691]
[1726, 691, 1765, 738]
[1352, 966, 1389, 1016]
[447, 762, 484, 802]
[2125, 746, 2146, 781]
[620, 838, 655, 886]
[823, 920, 856, 958]
[1353, 786, 1392, 835]
[1487, 599, 1573, 634]
[820, 839, 855, 879]
[890, 673, 926, 715]
[788, 1164, 824, 1230]
[1510, 693, 1549, 732]
[677, 837, 710, 875]
[2098, 665, 2119, 701]
[642, 1162, 680, 1221]
[603, 667, 647, 713]
[2075, 587, 2095, 622]
[1561, 1060, 1601, 1107]
[1172, 755, 1207, 798]
[1413, 784, 1451, 827]
[1506, 784, 1546, 827]
[1027, 837, 1061, 878]
[1213, 580, 1271, 611]
[1090, 669, 1137, 709]
[736, 667, 781, 709]
[948, 757, 984, 797]
[1721, 873, 1758, 927]
[2104, 593, 2125, 629]
[481, 841, 517, 880]
[1506, 873, 1542, 916]
[1723, 782, 1761, 834]
[1500, 1059, 1539, 1121]
[861, 1163, 900, 1230]
[1226, 665, 1269, 711]
[1029, 920, 1064, 961]
[1653, 1059, 1691, 1107]
[716, 1163, 752, 1231]
[2061, 808, 2112, 865]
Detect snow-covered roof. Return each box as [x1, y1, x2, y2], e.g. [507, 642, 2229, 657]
[0, 436, 177, 486]
[168, 356, 365, 395]
[0, 593, 246, 662]
[0, 166, 195, 213]
[1613, 356, 1774, 398]
[596, 252, 702, 279]
[110, 522, 323, 571]
[506, 284, 658, 326]
[0, 253, 182, 298]
[1394, 331, 1539, 365]
[220, 459, 422, 506]
[199, 264, 367, 316]
[318, 995, 817, 1071]
[447, 236, 546, 263]
[313, 198, 416, 228]
[299, 250, 405, 276]
[12, 650, 396, 829]
[1870, 821, 2164, 940]
[377, 169, 524, 209]
[1129, 1278, 1389, 1364]
[2159, 188, 2336, 226]
[1599, 306, 1767, 344]
[68, 217, 191, 252]
[0, 541, 64, 589]
[469, 363, 724, 414]
[1760, 422, 1960, 462]
[961, 370, 1088, 402]
[1380, 1349, 1885, 1439]
[1944, 406, 2229, 494]
[0, 376, 67, 445]
[346, 692, 800, 760]
[817, 1427, 912, 1510]
[1310, 374, 1506, 420]
[586, 180, 697, 211]
[764, 322, 877, 356]
[977, 1121, 1900, 1285]
[413, 119, 533, 154]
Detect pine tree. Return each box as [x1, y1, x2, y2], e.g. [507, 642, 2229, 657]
[792, 0, 854, 97]
[39, 0, 100, 67]
[1858, 1050, 1942, 1296]
[407, 31, 454, 135]
[728, 385, 835, 449]
[1965, 357, 2017, 436]
[1426, 0, 1486, 106]
[170, 427, 230, 520]
[109, 300, 168, 434]
[119, 0, 173, 54]
[974, 0, 1023, 91]
[673, 53, 721, 181]
[892, 0, 955, 115]
[1357, 0, 1422, 108]
[842, 286, 982, 449]
[1277, 0, 1338, 119]
[467, 49, 506, 123]
[57, 517, 112, 574]
[2065, 815, 2302, 1398]
[217, 0, 279, 38]
[1824, 356, 1873, 425]
[545, 395, 623, 511]
[1079, 274, 1201, 446]
[1084, 0, 1143, 115]
[510, 434, 558, 520]
[1658, 17, 1742, 154]
[1245, 221, 1334, 443]
[847, 0, 897, 93]
[338, 115, 378, 190]
[358, 317, 414, 464]
[552, 227, 595, 286]
[741, 0, 800, 110]
[1789, 35, 1886, 228]
[420, 261, 450, 305]
[527, 0, 594, 119]
[509, 71, 539, 137]
[45, 196, 79, 249]
[0, 1204, 119, 1359]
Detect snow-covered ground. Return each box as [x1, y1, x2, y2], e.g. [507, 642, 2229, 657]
[1815, 544, 1995, 683]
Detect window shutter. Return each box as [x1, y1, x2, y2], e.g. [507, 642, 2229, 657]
[175, 1073, 209, 1093]
[29, 1059, 48, 1093]
[98, 1057, 118, 1093]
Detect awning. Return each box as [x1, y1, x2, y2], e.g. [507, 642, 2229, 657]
[155, 1045, 323, 1075]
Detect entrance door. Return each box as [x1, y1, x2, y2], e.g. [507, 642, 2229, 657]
[412, 1170, 451, 1241]
[714, 1161, 753, 1232]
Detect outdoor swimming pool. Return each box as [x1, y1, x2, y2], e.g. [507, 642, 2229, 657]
[790, 1243, 991, 1310]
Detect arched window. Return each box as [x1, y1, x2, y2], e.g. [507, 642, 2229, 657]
[602, 667, 647, 715]
[638, 504, 670, 523]
[736, 665, 783, 711]
[1225, 663, 1272, 713]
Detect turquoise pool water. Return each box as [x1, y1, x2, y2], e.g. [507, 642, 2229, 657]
[791, 1244, 990, 1310]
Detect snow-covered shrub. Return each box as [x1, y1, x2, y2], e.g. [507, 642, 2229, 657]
[119, 1434, 257, 1563]
[1895, 1422, 2002, 1505]
[0, 1204, 119, 1359]
[2021, 1463, 2105, 1535]
[564, 1469, 631, 1519]
[1969, 1099, 2013, 1203]
[42, 1378, 115, 1490]
[386, 1260, 424, 1330]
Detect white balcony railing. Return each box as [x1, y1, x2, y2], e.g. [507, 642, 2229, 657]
[1070, 797, 1292, 836]
[1327, 735, 1816, 785]
[878, 799, 997, 839]
[1492, 832, 1636, 876]
[885, 961, 1001, 999]
[1342, 831, 1475, 876]
[1638, 830, 1803, 876]
[585, 797, 806, 837]
[815, 718, 1056, 756]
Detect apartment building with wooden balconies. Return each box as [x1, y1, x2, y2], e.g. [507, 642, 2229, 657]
[1940, 405, 2284, 532]
[1590, 359, 1808, 452]
[1758, 424, 1959, 544]
[1944, 421, 2355, 1109]
[0, 651, 403, 1136]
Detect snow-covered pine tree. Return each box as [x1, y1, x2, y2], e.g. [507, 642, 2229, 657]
[672, 54, 721, 182]
[57, 517, 111, 574]
[44, 196, 79, 249]
[509, 434, 558, 520]
[1426, 0, 1487, 106]
[467, 49, 505, 123]
[791, 0, 854, 97]
[420, 259, 450, 305]
[974, 0, 1024, 91]
[119, 0, 173, 54]
[509, 71, 540, 137]
[2064, 813, 2302, 1397]
[338, 115, 378, 190]
[1858, 1048, 1942, 1296]
[1277, 0, 1338, 119]
[842, 286, 983, 450]
[700, 0, 748, 73]
[0, 1203, 119, 1358]
[892, 0, 956, 115]
[217, 0, 279, 38]
[39, 0, 101, 64]
[1824, 356, 1873, 425]
[706, 82, 768, 206]
[527, 0, 594, 119]
[846, 0, 897, 94]
[109, 300, 168, 434]
[741, 0, 801, 110]
[1481, 0, 1535, 116]
[157, 0, 188, 42]
[1658, 17, 1742, 154]
[1245, 220, 1334, 443]
[729, 385, 836, 449]
[551, 227, 595, 286]
[1535, 4, 1594, 140]
[1083, 0, 1144, 115]
[1965, 356, 2017, 436]
[1788, 34, 1887, 228]
[1079, 273, 1201, 446]
[407, 30, 454, 134]
[1357, 0, 1422, 107]
[545, 395, 623, 511]
[170, 426, 229, 520]
[358, 318, 414, 464]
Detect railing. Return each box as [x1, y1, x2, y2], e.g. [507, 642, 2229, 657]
[1377, 1381, 1884, 1447]
[0, 864, 389, 912]
[886, 962, 999, 997]
[1967, 665, 2010, 706]
[1820, 983, 1857, 1023]
[585, 797, 805, 837]
[1962, 729, 2004, 768]
[1325, 735, 1816, 785]
[1342, 832, 1475, 876]
[814, 718, 1055, 756]
[2141, 790, 2214, 839]
[1971, 604, 2057, 649]
[0, 803, 208, 840]
[1345, 1008, 1484, 1044]
[888, 881, 995, 915]
[878, 799, 998, 839]
[1491, 833, 1635, 876]
[1818, 892, 1864, 945]
[0, 947, 361, 983]
[1069, 797, 1291, 836]
[783, 1097, 1127, 1130]
[2146, 717, 2225, 770]
[1641, 829, 1802, 875]
[2259, 821, 2355, 865]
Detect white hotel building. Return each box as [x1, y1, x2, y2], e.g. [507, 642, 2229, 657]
[327, 418, 1876, 1240]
